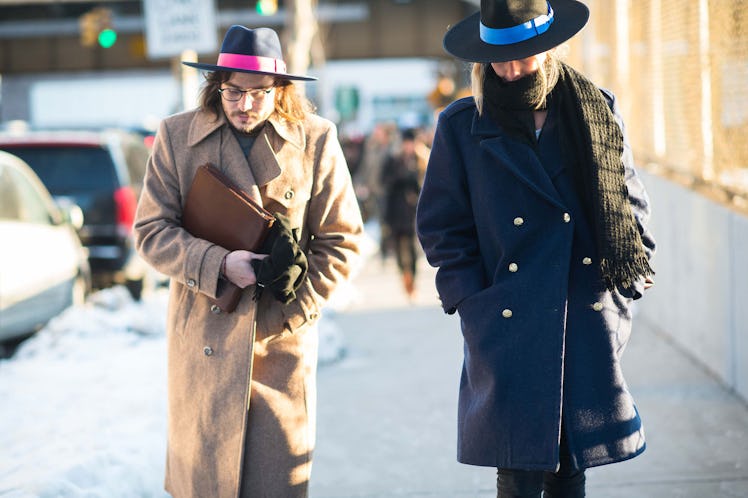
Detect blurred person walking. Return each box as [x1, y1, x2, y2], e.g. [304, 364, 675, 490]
[416, 1, 656, 497]
[133, 26, 363, 498]
[354, 122, 397, 257]
[381, 128, 427, 300]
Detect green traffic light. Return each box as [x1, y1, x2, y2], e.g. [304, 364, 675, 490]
[98, 28, 117, 48]
[256, 0, 277, 15]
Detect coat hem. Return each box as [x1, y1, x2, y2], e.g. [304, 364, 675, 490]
[579, 441, 647, 470]
[456, 442, 646, 471]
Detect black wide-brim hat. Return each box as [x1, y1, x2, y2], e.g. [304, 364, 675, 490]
[182, 25, 316, 81]
[444, 0, 589, 63]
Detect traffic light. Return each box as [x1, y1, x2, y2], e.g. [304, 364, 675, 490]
[256, 0, 278, 15]
[79, 8, 117, 48]
[98, 29, 117, 49]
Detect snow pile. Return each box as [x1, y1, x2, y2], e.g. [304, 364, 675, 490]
[0, 284, 347, 497]
[0, 287, 170, 498]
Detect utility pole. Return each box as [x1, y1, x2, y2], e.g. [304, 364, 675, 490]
[284, 0, 324, 95]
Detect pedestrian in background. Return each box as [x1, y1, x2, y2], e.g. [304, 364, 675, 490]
[134, 25, 363, 498]
[381, 128, 427, 299]
[416, 1, 656, 497]
[354, 122, 397, 257]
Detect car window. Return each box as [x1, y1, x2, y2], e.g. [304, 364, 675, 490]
[0, 163, 53, 225]
[1, 146, 118, 195]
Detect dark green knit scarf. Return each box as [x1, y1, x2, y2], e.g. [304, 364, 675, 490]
[483, 61, 653, 291]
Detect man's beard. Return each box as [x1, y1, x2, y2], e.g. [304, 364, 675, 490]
[230, 111, 264, 135]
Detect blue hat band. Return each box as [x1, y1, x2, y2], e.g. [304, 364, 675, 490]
[480, 2, 555, 46]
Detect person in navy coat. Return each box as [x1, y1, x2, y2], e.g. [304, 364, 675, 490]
[416, 1, 656, 496]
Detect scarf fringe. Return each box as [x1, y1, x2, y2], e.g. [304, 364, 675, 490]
[600, 256, 655, 290]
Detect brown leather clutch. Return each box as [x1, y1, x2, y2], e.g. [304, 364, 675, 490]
[182, 163, 275, 312]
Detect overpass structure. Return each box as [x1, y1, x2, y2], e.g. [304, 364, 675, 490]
[0, 0, 475, 131]
[0, 0, 474, 74]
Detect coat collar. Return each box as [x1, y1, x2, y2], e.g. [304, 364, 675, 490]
[186, 108, 306, 188]
[186, 109, 305, 150]
[187, 109, 225, 147]
[471, 109, 566, 210]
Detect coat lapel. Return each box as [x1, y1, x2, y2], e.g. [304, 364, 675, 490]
[185, 110, 307, 206]
[248, 133, 281, 187]
[187, 110, 263, 204]
[249, 115, 306, 187]
[472, 112, 566, 210]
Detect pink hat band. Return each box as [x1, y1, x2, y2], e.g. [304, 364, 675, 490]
[216, 53, 287, 75]
[181, 26, 315, 80]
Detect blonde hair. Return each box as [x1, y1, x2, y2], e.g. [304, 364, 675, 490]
[471, 63, 488, 115]
[471, 48, 564, 115]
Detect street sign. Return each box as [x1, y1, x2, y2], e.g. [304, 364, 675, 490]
[143, 0, 218, 59]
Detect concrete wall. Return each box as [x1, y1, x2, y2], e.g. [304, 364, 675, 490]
[637, 171, 748, 402]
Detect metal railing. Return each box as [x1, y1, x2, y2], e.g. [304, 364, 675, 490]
[565, 0, 748, 214]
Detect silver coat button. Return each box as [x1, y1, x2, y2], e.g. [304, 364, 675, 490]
[204, 346, 213, 356]
[187, 279, 196, 288]
[592, 302, 604, 312]
[513, 217, 524, 226]
[502, 308, 513, 318]
[210, 304, 222, 314]
[508, 263, 518, 273]
[582, 257, 592, 265]
[563, 213, 571, 223]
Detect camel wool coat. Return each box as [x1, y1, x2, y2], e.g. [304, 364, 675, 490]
[134, 107, 363, 498]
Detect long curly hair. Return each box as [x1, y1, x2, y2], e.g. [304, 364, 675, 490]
[199, 71, 315, 123]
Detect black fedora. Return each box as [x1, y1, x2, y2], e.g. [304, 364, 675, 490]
[443, 0, 589, 63]
[182, 25, 316, 81]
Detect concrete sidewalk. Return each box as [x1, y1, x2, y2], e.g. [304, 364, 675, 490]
[310, 256, 748, 498]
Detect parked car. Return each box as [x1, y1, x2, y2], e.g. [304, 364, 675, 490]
[0, 150, 91, 343]
[0, 129, 152, 298]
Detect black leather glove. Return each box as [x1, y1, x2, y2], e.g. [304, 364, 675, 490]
[251, 213, 308, 304]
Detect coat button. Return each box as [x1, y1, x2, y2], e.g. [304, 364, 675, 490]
[508, 262, 518, 273]
[203, 346, 213, 356]
[513, 217, 524, 226]
[210, 304, 222, 314]
[309, 312, 319, 320]
[592, 302, 604, 312]
[582, 257, 592, 265]
[563, 212, 571, 223]
[502, 308, 513, 318]
[284, 190, 295, 200]
[187, 279, 196, 288]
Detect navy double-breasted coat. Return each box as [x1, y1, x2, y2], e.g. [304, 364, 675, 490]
[416, 92, 655, 471]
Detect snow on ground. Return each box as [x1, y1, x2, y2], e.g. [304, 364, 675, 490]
[0, 282, 353, 497]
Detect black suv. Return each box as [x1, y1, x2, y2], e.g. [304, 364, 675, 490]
[0, 129, 152, 298]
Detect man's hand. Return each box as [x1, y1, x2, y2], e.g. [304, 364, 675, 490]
[223, 250, 267, 288]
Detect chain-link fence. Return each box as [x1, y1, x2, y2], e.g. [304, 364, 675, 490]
[565, 0, 748, 212]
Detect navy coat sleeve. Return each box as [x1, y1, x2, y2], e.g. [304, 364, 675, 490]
[416, 102, 486, 314]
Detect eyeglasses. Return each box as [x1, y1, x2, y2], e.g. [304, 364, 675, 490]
[218, 87, 274, 102]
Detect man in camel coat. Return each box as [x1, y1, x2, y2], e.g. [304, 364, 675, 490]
[134, 26, 363, 498]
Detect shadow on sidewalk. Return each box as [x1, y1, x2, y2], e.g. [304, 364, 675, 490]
[311, 254, 748, 498]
